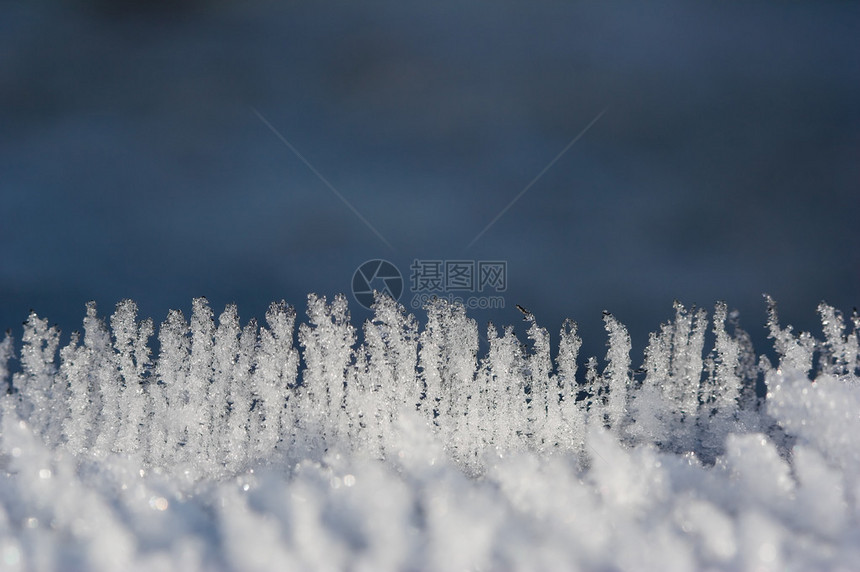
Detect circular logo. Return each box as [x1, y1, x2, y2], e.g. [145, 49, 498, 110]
[351, 259, 403, 310]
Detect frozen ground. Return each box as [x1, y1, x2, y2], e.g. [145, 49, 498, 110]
[1, 295, 859, 571]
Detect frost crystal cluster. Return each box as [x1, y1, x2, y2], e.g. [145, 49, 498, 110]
[0, 294, 858, 571]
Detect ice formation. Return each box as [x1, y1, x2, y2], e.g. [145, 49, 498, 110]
[0, 294, 858, 571]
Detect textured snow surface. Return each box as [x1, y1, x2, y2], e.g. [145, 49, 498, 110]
[0, 295, 859, 571]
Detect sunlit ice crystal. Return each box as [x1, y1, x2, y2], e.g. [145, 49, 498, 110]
[0, 294, 857, 570]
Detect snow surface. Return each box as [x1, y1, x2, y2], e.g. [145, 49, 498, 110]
[1, 294, 859, 571]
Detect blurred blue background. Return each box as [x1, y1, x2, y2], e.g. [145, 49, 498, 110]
[1, 0, 858, 366]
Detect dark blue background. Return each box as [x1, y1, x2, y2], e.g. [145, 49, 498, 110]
[2, 1, 858, 366]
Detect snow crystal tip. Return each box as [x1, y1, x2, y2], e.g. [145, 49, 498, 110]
[516, 304, 534, 322]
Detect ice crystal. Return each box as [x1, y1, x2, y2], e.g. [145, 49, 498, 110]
[1, 293, 859, 571]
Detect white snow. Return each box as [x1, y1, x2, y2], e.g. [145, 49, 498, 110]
[0, 294, 858, 571]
